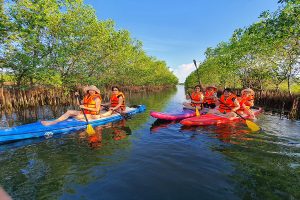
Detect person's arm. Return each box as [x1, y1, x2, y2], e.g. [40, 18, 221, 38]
[243, 105, 256, 118]
[248, 99, 254, 107]
[0, 187, 12, 200]
[74, 92, 81, 106]
[231, 98, 240, 112]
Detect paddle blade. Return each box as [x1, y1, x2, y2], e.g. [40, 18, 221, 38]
[86, 124, 95, 135]
[195, 107, 200, 116]
[246, 120, 260, 132]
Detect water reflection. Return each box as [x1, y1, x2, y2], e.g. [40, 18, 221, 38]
[180, 122, 255, 144]
[78, 120, 132, 149]
[150, 119, 179, 133]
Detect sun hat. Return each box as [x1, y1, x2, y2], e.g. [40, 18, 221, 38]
[83, 85, 100, 94]
[241, 88, 254, 95]
[206, 85, 217, 91]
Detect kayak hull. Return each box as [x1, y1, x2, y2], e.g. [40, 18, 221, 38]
[0, 105, 146, 143]
[150, 109, 195, 121]
[180, 108, 262, 126]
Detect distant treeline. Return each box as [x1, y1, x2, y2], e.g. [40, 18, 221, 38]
[0, 0, 178, 89]
[185, 0, 299, 96]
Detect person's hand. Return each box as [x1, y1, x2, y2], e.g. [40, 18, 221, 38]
[75, 92, 79, 97]
[79, 105, 85, 109]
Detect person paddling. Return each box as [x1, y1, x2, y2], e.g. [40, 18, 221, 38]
[41, 85, 102, 126]
[203, 85, 218, 109]
[101, 86, 126, 117]
[183, 85, 204, 109]
[237, 88, 256, 119]
[209, 88, 240, 119]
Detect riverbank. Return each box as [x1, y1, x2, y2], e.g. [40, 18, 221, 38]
[0, 85, 176, 112]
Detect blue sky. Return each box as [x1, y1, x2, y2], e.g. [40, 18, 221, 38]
[84, 0, 279, 82]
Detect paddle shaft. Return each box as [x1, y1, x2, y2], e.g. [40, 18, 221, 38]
[218, 99, 246, 120]
[193, 60, 204, 91]
[76, 96, 90, 124]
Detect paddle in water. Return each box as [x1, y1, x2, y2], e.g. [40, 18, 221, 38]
[218, 99, 260, 132]
[76, 96, 95, 135]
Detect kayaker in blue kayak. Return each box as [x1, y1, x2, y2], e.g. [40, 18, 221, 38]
[208, 88, 240, 118]
[41, 85, 102, 126]
[101, 86, 126, 117]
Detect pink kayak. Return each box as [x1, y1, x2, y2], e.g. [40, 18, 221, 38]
[150, 109, 196, 121]
[180, 108, 262, 126]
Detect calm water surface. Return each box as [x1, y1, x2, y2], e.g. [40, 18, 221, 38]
[0, 85, 299, 200]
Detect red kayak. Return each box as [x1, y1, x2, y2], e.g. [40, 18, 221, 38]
[180, 108, 262, 126]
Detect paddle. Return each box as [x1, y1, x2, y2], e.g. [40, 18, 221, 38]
[218, 99, 260, 132]
[101, 104, 131, 119]
[76, 96, 95, 136]
[187, 91, 200, 116]
[193, 59, 204, 91]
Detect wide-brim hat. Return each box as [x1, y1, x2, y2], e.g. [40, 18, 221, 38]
[241, 88, 254, 95]
[206, 85, 217, 91]
[83, 85, 100, 94]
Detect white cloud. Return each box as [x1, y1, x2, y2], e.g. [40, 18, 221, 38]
[172, 63, 195, 83]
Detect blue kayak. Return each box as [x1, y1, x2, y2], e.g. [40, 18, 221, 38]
[0, 105, 146, 143]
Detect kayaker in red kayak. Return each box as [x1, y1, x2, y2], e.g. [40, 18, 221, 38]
[209, 88, 240, 119]
[41, 85, 102, 126]
[203, 85, 218, 109]
[183, 85, 204, 109]
[237, 88, 256, 119]
[101, 86, 126, 117]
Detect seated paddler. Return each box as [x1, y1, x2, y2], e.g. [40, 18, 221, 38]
[41, 85, 102, 126]
[208, 88, 240, 119]
[183, 85, 204, 109]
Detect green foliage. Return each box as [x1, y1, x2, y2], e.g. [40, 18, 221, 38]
[1, 0, 178, 88]
[185, 1, 300, 94]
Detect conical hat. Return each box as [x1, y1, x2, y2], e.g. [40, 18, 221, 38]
[83, 85, 100, 94]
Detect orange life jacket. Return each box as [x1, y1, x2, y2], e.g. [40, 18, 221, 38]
[204, 90, 216, 104]
[238, 95, 254, 111]
[83, 94, 102, 115]
[191, 92, 203, 106]
[111, 92, 126, 111]
[218, 94, 238, 113]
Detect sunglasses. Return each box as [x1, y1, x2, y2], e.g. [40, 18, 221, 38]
[113, 89, 118, 91]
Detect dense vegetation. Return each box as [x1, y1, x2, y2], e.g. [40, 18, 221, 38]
[0, 0, 178, 89]
[185, 0, 299, 96]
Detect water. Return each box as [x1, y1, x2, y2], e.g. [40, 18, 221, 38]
[0, 85, 300, 200]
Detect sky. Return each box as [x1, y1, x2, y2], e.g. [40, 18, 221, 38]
[84, 0, 279, 83]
